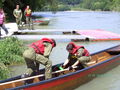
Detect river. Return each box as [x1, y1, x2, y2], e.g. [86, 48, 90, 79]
[10, 11, 120, 90]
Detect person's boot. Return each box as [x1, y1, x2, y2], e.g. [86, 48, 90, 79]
[21, 73, 30, 85]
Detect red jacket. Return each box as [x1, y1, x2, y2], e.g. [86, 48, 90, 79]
[25, 8, 31, 17]
[30, 38, 55, 54]
[67, 42, 90, 56]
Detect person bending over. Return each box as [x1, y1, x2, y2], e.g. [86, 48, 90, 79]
[62, 42, 91, 70]
[22, 38, 56, 80]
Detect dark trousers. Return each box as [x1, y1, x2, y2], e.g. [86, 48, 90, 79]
[0, 24, 8, 35]
[26, 16, 33, 30]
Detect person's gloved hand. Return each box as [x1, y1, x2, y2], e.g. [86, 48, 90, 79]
[61, 64, 65, 68]
[68, 66, 73, 70]
[21, 73, 30, 78]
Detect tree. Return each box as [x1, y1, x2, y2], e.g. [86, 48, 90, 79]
[2, 0, 58, 21]
[0, 0, 5, 8]
[79, 0, 120, 11]
[110, 0, 120, 11]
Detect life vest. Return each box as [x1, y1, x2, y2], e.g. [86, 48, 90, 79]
[0, 12, 4, 24]
[67, 42, 90, 56]
[41, 38, 56, 48]
[25, 9, 31, 16]
[30, 38, 55, 54]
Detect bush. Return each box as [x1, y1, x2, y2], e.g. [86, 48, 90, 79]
[0, 37, 25, 80]
[0, 37, 24, 64]
[0, 63, 9, 80]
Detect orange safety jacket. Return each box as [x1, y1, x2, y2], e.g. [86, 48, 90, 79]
[68, 42, 90, 56]
[25, 8, 31, 17]
[30, 38, 55, 54]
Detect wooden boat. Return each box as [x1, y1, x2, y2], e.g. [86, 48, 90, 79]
[0, 44, 120, 90]
[31, 13, 50, 25]
[72, 30, 120, 41]
[32, 17, 50, 25]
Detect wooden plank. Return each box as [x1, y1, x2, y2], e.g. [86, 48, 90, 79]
[12, 35, 87, 40]
[96, 52, 112, 62]
[17, 29, 76, 33]
[0, 74, 44, 86]
[87, 52, 112, 66]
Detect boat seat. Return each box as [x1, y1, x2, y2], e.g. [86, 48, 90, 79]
[87, 52, 112, 66]
[96, 52, 112, 62]
[107, 48, 120, 55]
[87, 55, 98, 66]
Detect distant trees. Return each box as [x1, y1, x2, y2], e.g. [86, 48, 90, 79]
[0, 0, 58, 21]
[58, 0, 120, 11]
[110, 0, 120, 11]
[79, 0, 120, 11]
[58, 0, 82, 5]
[0, 0, 3, 8]
[0, 0, 120, 21]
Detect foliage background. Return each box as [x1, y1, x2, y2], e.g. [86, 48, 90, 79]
[0, 37, 24, 80]
[1, 0, 58, 21]
[0, 0, 120, 21]
[58, 0, 120, 11]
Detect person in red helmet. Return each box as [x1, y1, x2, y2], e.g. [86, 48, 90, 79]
[22, 38, 56, 80]
[62, 42, 91, 70]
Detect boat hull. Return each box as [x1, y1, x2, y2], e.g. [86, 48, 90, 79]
[32, 19, 50, 25]
[15, 55, 120, 90]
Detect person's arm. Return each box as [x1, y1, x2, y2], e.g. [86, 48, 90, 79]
[76, 48, 84, 57]
[20, 10, 22, 19]
[43, 42, 52, 57]
[63, 59, 69, 66]
[13, 9, 17, 18]
[71, 60, 80, 68]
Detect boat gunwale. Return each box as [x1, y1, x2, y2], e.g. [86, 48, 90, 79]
[7, 44, 120, 90]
